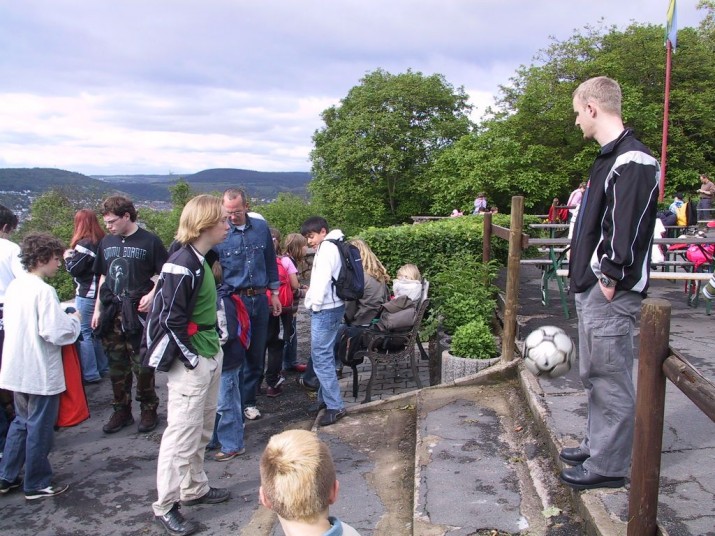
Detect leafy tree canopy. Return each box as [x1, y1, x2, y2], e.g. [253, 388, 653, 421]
[253, 192, 316, 240]
[310, 68, 472, 234]
[426, 16, 715, 215]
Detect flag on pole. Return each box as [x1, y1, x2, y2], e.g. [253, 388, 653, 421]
[666, 0, 677, 50]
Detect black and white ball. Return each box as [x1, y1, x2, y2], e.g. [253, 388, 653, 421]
[523, 325, 575, 378]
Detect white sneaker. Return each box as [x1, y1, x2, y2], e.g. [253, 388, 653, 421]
[243, 406, 261, 420]
[25, 484, 70, 500]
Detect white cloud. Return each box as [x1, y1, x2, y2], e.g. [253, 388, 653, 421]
[0, 0, 704, 174]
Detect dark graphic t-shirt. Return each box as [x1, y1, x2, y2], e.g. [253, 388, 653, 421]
[93, 227, 168, 299]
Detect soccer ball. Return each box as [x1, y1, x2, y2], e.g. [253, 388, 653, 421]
[523, 325, 575, 378]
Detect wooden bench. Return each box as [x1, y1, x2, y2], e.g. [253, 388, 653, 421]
[521, 258, 558, 266]
[354, 298, 430, 403]
[651, 260, 695, 273]
[555, 269, 713, 314]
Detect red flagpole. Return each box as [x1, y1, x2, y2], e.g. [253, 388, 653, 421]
[659, 39, 673, 202]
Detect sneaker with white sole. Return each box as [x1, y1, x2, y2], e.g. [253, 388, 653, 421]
[243, 406, 261, 420]
[0, 477, 22, 494]
[25, 484, 69, 500]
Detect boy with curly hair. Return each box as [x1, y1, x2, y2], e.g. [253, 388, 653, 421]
[0, 233, 81, 499]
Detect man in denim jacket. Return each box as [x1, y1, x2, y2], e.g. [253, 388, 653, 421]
[215, 188, 281, 420]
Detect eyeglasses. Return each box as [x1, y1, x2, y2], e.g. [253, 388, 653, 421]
[226, 210, 245, 216]
[103, 217, 122, 226]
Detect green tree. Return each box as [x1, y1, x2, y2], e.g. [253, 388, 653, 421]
[18, 189, 78, 300]
[254, 193, 316, 239]
[426, 20, 715, 213]
[18, 189, 76, 244]
[310, 69, 472, 233]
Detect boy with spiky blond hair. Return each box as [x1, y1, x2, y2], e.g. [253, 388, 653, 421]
[259, 429, 360, 535]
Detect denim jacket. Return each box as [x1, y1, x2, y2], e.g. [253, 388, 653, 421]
[214, 215, 280, 292]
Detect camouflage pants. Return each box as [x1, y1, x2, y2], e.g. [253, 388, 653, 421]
[102, 314, 158, 412]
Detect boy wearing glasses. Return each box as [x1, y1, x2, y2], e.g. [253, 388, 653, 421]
[91, 195, 168, 434]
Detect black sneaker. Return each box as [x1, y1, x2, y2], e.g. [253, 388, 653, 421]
[25, 484, 70, 500]
[318, 408, 346, 427]
[307, 401, 327, 414]
[156, 503, 197, 536]
[0, 477, 22, 495]
[181, 487, 231, 506]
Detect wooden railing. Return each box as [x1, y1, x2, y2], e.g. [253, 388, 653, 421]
[628, 299, 715, 535]
[481, 197, 529, 360]
[486, 196, 715, 535]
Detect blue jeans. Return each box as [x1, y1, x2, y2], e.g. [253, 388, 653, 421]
[265, 313, 293, 387]
[76, 296, 109, 381]
[311, 306, 345, 411]
[301, 323, 345, 387]
[0, 392, 60, 492]
[282, 315, 298, 370]
[209, 366, 244, 453]
[0, 408, 8, 454]
[237, 294, 269, 409]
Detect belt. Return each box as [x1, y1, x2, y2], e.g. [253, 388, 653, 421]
[234, 287, 267, 296]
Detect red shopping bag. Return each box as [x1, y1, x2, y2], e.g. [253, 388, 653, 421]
[56, 344, 90, 427]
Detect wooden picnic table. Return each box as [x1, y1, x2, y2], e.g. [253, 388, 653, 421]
[410, 216, 448, 224]
[528, 223, 570, 238]
[523, 234, 715, 316]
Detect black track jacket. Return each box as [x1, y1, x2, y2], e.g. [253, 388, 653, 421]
[141, 245, 206, 371]
[569, 129, 660, 296]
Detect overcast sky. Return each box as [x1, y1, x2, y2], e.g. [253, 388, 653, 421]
[0, 1, 704, 176]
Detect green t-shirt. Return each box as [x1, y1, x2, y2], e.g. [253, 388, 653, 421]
[190, 261, 220, 358]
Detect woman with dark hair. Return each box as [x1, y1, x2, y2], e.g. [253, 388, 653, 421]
[64, 209, 108, 383]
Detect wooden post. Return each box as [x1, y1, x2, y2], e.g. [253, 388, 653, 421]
[501, 196, 524, 361]
[482, 211, 492, 263]
[627, 298, 671, 536]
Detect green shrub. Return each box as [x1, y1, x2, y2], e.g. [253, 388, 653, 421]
[450, 319, 498, 360]
[358, 213, 540, 279]
[430, 255, 498, 333]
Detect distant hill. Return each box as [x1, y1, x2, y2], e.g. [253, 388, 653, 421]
[0, 167, 312, 215]
[182, 168, 310, 200]
[0, 167, 107, 192]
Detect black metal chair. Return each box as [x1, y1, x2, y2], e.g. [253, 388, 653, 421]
[354, 298, 430, 403]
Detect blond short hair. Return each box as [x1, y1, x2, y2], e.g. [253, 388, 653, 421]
[350, 239, 390, 284]
[175, 195, 224, 245]
[260, 430, 335, 522]
[396, 263, 421, 281]
[573, 76, 622, 117]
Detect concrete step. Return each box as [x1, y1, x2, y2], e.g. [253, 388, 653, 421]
[413, 380, 583, 535]
[308, 363, 585, 535]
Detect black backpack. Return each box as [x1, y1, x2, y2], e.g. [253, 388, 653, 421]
[336, 325, 369, 399]
[326, 238, 365, 301]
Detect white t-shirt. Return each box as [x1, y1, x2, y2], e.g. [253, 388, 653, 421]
[0, 273, 81, 395]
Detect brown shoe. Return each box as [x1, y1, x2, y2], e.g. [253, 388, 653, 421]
[138, 409, 158, 433]
[103, 407, 134, 434]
